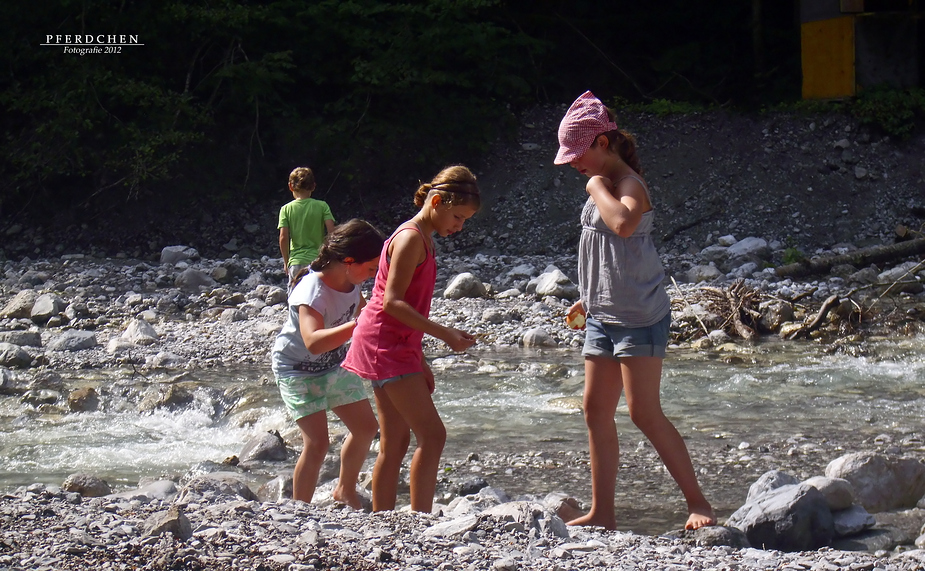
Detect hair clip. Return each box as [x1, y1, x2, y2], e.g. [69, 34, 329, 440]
[343, 257, 355, 264]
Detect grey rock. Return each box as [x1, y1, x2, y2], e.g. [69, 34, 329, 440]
[0, 330, 42, 347]
[826, 452, 925, 513]
[522, 327, 556, 348]
[444, 272, 487, 299]
[687, 264, 723, 283]
[30, 293, 67, 324]
[46, 330, 98, 351]
[0, 342, 32, 368]
[239, 430, 288, 462]
[746, 469, 800, 503]
[665, 525, 751, 549]
[256, 475, 293, 503]
[532, 269, 578, 300]
[727, 237, 770, 259]
[62, 473, 112, 497]
[160, 245, 199, 265]
[67, 387, 99, 412]
[219, 308, 246, 323]
[122, 318, 159, 345]
[265, 286, 288, 306]
[832, 504, 875, 537]
[803, 475, 855, 511]
[108, 480, 178, 502]
[727, 483, 834, 552]
[0, 290, 39, 319]
[144, 505, 192, 540]
[424, 514, 479, 538]
[175, 268, 216, 291]
[176, 473, 258, 503]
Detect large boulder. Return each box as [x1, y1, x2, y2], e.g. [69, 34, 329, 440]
[532, 269, 579, 300]
[121, 318, 159, 345]
[803, 475, 855, 511]
[0, 290, 39, 319]
[746, 470, 799, 503]
[0, 330, 42, 347]
[160, 245, 199, 265]
[726, 483, 834, 552]
[30, 293, 67, 324]
[444, 272, 487, 300]
[0, 343, 32, 368]
[825, 452, 925, 513]
[62, 473, 112, 497]
[46, 330, 98, 352]
[239, 430, 288, 462]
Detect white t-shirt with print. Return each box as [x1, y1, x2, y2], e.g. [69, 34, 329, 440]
[271, 271, 359, 377]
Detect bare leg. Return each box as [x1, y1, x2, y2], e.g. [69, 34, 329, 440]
[622, 356, 715, 530]
[371, 387, 411, 511]
[292, 412, 330, 503]
[377, 374, 446, 513]
[331, 399, 378, 509]
[567, 356, 623, 530]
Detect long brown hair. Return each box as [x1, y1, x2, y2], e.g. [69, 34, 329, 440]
[599, 108, 644, 175]
[292, 219, 385, 285]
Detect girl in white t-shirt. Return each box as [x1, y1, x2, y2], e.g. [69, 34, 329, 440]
[271, 219, 384, 508]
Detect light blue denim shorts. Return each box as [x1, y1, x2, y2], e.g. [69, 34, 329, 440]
[582, 312, 670, 360]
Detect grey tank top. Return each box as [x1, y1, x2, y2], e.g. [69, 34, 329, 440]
[578, 174, 670, 327]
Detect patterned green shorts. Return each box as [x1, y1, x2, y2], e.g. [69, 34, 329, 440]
[276, 367, 369, 421]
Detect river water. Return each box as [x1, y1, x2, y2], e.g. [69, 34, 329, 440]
[2, 336, 923, 534]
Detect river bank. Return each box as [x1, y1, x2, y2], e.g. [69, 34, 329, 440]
[2, 107, 925, 569]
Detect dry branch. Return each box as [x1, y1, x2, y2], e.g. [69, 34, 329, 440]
[786, 294, 841, 340]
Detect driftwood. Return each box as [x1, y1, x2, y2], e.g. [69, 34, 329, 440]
[699, 279, 759, 340]
[776, 238, 925, 278]
[785, 294, 841, 340]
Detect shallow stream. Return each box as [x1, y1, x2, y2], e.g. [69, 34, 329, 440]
[2, 336, 923, 535]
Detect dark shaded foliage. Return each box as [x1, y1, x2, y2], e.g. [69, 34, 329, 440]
[0, 0, 804, 224]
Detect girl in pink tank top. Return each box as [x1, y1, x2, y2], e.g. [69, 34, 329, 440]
[342, 165, 481, 514]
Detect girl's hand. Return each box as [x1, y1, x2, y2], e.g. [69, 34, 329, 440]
[443, 327, 476, 352]
[566, 301, 587, 330]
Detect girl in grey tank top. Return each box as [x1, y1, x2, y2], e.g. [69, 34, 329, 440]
[553, 90, 715, 532]
[578, 173, 670, 327]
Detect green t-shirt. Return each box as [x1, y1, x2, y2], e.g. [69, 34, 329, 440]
[278, 198, 334, 266]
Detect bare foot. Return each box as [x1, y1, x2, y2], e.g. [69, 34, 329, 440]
[566, 512, 617, 531]
[684, 505, 716, 530]
[332, 485, 362, 510]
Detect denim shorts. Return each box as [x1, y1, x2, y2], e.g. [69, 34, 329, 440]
[582, 312, 671, 360]
[369, 373, 418, 389]
[276, 366, 368, 421]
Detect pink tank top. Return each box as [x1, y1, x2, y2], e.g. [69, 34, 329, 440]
[342, 223, 437, 381]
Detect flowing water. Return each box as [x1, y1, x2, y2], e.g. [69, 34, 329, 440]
[2, 336, 924, 534]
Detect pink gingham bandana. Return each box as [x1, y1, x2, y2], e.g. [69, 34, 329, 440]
[554, 91, 619, 165]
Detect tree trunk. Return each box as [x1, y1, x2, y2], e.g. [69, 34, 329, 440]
[775, 238, 925, 278]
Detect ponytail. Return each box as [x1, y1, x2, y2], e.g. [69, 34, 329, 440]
[414, 165, 481, 210]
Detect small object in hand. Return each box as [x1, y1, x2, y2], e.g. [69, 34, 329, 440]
[566, 311, 586, 330]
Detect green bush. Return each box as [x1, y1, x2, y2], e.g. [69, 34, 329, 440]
[850, 86, 925, 140]
[782, 246, 806, 265]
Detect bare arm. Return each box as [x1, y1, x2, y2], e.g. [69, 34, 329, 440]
[382, 229, 475, 352]
[324, 219, 336, 234]
[279, 227, 291, 269]
[298, 304, 356, 355]
[586, 175, 650, 238]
